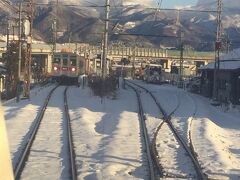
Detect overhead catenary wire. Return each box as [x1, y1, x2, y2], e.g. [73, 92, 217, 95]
[5, 0, 240, 48]
[19, 2, 219, 13]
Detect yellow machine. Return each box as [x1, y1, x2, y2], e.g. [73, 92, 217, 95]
[0, 103, 14, 180]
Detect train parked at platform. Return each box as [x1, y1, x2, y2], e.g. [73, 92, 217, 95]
[51, 52, 84, 84]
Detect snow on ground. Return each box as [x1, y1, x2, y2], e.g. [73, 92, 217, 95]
[131, 80, 240, 179]
[2, 79, 240, 179]
[3, 84, 56, 168]
[155, 123, 196, 178]
[138, 89, 162, 140]
[67, 86, 148, 180]
[131, 81, 180, 115]
[171, 91, 196, 144]
[20, 86, 70, 180]
[131, 81, 197, 177]
[191, 94, 240, 179]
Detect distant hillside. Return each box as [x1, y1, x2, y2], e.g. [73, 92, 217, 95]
[1, 1, 240, 51]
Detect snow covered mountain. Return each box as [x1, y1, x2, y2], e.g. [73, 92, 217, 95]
[1, 0, 240, 50]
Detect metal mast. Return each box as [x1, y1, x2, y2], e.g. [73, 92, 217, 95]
[23, 0, 33, 98]
[6, 18, 10, 98]
[17, 1, 22, 102]
[102, 0, 110, 79]
[213, 0, 222, 100]
[179, 32, 184, 82]
[52, 0, 58, 54]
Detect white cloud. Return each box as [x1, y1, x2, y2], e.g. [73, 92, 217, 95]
[122, 0, 155, 6]
[174, 5, 192, 10]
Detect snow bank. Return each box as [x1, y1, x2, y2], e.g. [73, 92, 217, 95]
[3, 84, 56, 167]
[192, 118, 240, 179]
[68, 86, 148, 179]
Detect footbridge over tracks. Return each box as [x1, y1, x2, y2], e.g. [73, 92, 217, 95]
[84, 46, 215, 70]
[87, 46, 214, 63]
[0, 42, 215, 73]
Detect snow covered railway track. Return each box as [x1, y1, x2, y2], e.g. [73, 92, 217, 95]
[14, 86, 77, 180]
[126, 83, 156, 180]
[64, 87, 78, 180]
[126, 80, 206, 179]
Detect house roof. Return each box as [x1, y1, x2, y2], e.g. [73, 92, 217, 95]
[201, 48, 240, 70]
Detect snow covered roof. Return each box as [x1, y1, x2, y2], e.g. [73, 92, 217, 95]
[202, 48, 240, 70]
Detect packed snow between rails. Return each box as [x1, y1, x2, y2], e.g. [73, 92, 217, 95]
[3, 81, 240, 179]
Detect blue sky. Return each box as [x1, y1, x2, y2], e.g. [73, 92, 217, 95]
[161, 0, 198, 8]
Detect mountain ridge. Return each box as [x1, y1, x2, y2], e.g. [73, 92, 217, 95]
[0, 1, 240, 51]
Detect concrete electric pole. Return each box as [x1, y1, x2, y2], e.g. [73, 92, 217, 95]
[213, 0, 222, 101]
[6, 19, 10, 99]
[16, 1, 22, 102]
[52, 0, 58, 54]
[23, 0, 33, 98]
[102, 0, 110, 79]
[179, 29, 184, 85]
[179, 39, 184, 81]
[52, 19, 57, 54]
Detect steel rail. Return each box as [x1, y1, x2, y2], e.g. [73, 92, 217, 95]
[63, 87, 78, 180]
[126, 83, 156, 180]
[150, 120, 165, 176]
[187, 93, 201, 173]
[14, 85, 59, 180]
[126, 80, 206, 180]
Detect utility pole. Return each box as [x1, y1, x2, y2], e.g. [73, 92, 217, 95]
[226, 35, 230, 53]
[52, 0, 58, 54]
[132, 45, 136, 79]
[102, 0, 110, 79]
[23, 0, 33, 98]
[180, 42, 184, 81]
[52, 0, 58, 61]
[52, 19, 57, 53]
[176, 9, 180, 26]
[55, 0, 58, 52]
[6, 20, 10, 50]
[179, 30, 184, 85]
[213, 0, 222, 101]
[6, 19, 10, 99]
[17, 1, 22, 102]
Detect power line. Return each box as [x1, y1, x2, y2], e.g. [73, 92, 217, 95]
[111, 32, 179, 38]
[24, 3, 219, 13]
